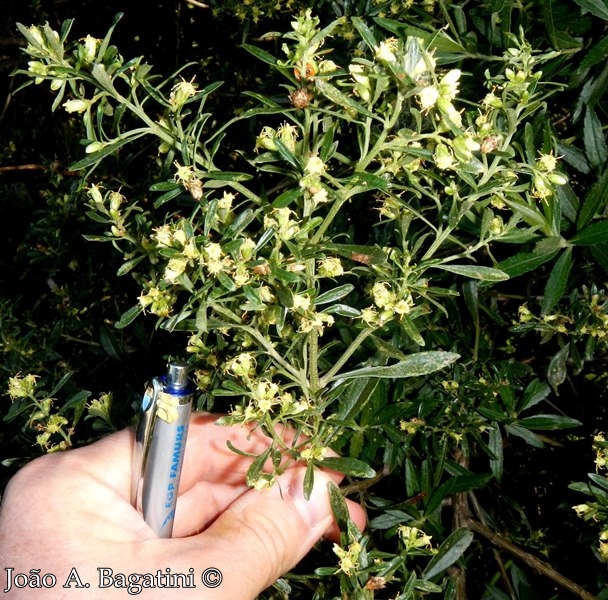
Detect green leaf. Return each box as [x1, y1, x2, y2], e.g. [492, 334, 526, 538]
[320, 456, 376, 478]
[503, 197, 548, 230]
[583, 107, 608, 170]
[328, 481, 351, 531]
[241, 43, 279, 66]
[504, 423, 545, 447]
[99, 324, 123, 361]
[557, 143, 591, 175]
[335, 377, 380, 421]
[351, 17, 379, 52]
[70, 130, 148, 170]
[415, 580, 444, 593]
[95, 12, 123, 63]
[426, 474, 494, 514]
[572, 0, 608, 21]
[224, 208, 257, 238]
[498, 249, 559, 278]
[322, 304, 361, 317]
[541, 248, 572, 315]
[90, 63, 120, 94]
[488, 424, 504, 481]
[548, 343, 570, 392]
[114, 304, 142, 329]
[421, 528, 474, 581]
[433, 264, 509, 282]
[323, 243, 388, 265]
[153, 186, 183, 208]
[342, 172, 389, 193]
[517, 414, 582, 430]
[205, 170, 254, 183]
[580, 32, 608, 69]
[48, 371, 73, 397]
[273, 138, 302, 171]
[271, 188, 301, 208]
[590, 242, 608, 273]
[588, 473, 608, 492]
[245, 447, 271, 487]
[577, 168, 608, 229]
[331, 351, 459, 382]
[399, 314, 425, 346]
[517, 379, 551, 413]
[116, 256, 145, 276]
[554, 182, 580, 223]
[303, 461, 315, 501]
[462, 280, 479, 329]
[314, 78, 377, 120]
[316, 285, 355, 306]
[373, 17, 468, 56]
[150, 180, 181, 192]
[570, 220, 608, 246]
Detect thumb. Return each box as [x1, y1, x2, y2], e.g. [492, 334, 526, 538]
[189, 467, 337, 598]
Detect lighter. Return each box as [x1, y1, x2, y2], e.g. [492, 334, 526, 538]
[131, 361, 194, 538]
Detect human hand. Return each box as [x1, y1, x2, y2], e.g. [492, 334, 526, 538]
[0, 413, 365, 598]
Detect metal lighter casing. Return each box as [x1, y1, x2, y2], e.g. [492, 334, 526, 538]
[131, 362, 194, 538]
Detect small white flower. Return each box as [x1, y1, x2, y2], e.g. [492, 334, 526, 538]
[375, 39, 398, 63]
[305, 155, 326, 175]
[418, 86, 439, 110]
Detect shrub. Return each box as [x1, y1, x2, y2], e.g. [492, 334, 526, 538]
[4, 0, 608, 596]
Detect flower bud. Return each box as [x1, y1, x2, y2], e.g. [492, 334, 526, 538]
[63, 98, 89, 113]
[255, 126, 278, 152]
[349, 64, 371, 102]
[82, 35, 98, 62]
[548, 172, 567, 186]
[85, 141, 107, 154]
[109, 191, 124, 211]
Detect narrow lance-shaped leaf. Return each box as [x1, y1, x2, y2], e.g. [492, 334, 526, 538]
[433, 264, 509, 282]
[315, 283, 355, 306]
[517, 379, 551, 413]
[517, 414, 581, 430]
[351, 16, 378, 52]
[320, 456, 376, 478]
[579, 33, 608, 70]
[488, 424, 504, 481]
[590, 242, 608, 273]
[498, 249, 558, 278]
[583, 106, 608, 171]
[577, 168, 608, 229]
[572, 0, 608, 21]
[241, 43, 279, 67]
[328, 481, 350, 532]
[400, 314, 425, 346]
[541, 248, 572, 315]
[570, 220, 608, 246]
[314, 78, 377, 120]
[421, 528, 474, 581]
[245, 447, 271, 487]
[70, 130, 149, 170]
[303, 461, 315, 501]
[330, 351, 459, 382]
[114, 304, 143, 329]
